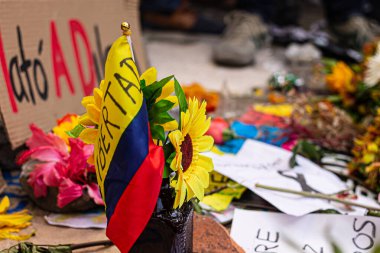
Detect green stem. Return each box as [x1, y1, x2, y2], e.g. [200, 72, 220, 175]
[255, 183, 380, 212]
[71, 240, 113, 250]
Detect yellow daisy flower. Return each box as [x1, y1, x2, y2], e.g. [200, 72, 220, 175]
[140, 67, 178, 131]
[78, 81, 105, 145]
[168, 98, 214, 208]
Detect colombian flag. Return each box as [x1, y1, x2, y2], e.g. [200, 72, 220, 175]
[94, 34, 164, 252]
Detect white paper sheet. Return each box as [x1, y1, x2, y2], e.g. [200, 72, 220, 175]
[207, 140, 380, 216]
[44, 212, 106, 229]
[231, 209, 380, 253]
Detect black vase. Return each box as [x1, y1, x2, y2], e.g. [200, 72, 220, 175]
[130, 178, 193, 253]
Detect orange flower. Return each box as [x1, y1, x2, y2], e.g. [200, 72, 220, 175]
[325, 62, 355, 93]
[183, 83, 219, 112]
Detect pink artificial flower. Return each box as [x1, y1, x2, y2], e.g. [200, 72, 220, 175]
[27, 162, 55, 198]
[206, 117, 230, 145]
[66, 138, 94, 183]
[57, 178, 84, 208]
[19, 124, 103, 208]
[85, 183, 104, 206]
[26, 124, 68, 154]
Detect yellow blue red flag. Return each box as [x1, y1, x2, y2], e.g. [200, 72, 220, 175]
[94, 32, 164, 252]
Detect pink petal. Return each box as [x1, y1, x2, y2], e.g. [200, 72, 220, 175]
[44, 163, 66, 187]
[27, 162, 56, 198]
[30, 146, 65, 162]
[206, 117, 230, 145]
[66, 138, 93, 181]
[85, 183, 104, 206]
[57, 178, 84, 208]
[27, 124, 68, 154]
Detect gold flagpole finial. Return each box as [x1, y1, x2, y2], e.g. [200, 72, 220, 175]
[121, 22, 131, 36]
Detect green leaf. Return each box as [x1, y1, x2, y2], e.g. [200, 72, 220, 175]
[289, 145, 299, 168]
[149, 100, 175, 116]
[326, 95, 343, 103]
[151, 112, 175, 124]
[66, 124, 85, 138]
[372, 245, 380, 253]
[140, 79, 146, 90]
[163, 151, 176, 178]
[331, 242, 343, 253]
[142, 75, 173, 104]
[174, 78, 188, 128]
[301, 141, 322, 162]
[151, 124, 165, 142]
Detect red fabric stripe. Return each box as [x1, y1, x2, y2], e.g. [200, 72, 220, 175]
[106, 137, 164, 253]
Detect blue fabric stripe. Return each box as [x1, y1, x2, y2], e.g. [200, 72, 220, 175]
[104, 101, 149, 221]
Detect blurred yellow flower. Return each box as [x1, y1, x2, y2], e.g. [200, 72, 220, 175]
[169, 98, 214, 208]
[52, 114, 79, 145]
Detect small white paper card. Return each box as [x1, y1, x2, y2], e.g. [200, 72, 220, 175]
[231, 209, 380, 253]
[45, 212, 106, 229]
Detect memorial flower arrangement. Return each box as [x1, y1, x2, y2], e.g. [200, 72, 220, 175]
[349, 108, 380, 192]
[76, 67, 214, 209]
[16, 114, 103, 211]
[324, 41, 380, 121]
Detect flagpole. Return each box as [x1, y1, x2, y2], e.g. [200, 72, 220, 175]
[121, 21, 135, 61]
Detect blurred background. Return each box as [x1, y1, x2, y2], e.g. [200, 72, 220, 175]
[140, 0, 380, 95]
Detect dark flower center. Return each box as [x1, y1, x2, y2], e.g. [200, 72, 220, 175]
[180, 134, 193, 172]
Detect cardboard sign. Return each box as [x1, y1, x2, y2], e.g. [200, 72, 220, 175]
[231, 209, 380, 253]
[0, 0, 148, 148]
[206, 140, 380, 216]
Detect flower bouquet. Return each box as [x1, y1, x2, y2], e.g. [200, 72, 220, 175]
[17, 114, 104, 213]
[69, 23, 214, 252]
[323, 41, 380, 122]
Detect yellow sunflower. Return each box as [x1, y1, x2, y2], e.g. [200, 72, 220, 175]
[140, 67, 178, 131]
[168, 98, 214, 208]
[77, 80, 105, 145]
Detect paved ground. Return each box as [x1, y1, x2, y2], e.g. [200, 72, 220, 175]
[145, 31, 287, 94]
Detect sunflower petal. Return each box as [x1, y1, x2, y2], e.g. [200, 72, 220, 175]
[195, 135, 214, 152]
[162, 120, 178, 132]
[190, 117, 211, 137]
[79, 114, 95, 126]
[99, 80, 106, 91]
[197, 155, 214, 172]
[87, 104, 101, 124]
[181, 111, 191, 135]
[81, 96, 95, 108]
[186, 174, 204, 201]
[168, 130, 183, 151]
[93, 88, 103, 108]
[140, 67, 157, 86]
[158, 80, 175, 100]
[79, 128, 99, 144]
[164, 96, 179, 106]
[170, 152, 182, 171]
[186, 184, 195, 201]
[173, 171, 187, 209]
[194, 167, 210, 188]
